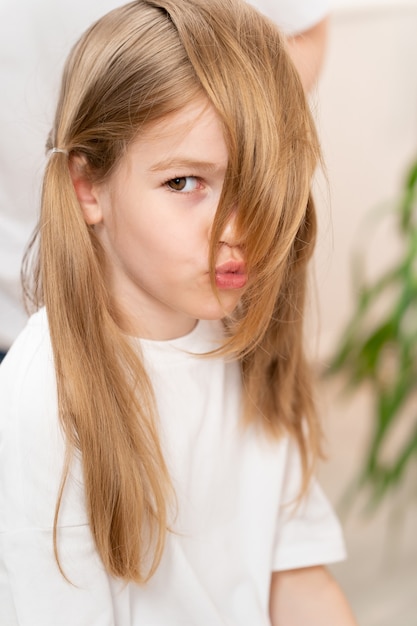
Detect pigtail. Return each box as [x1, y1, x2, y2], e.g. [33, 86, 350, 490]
[242, 194, 322, 485]
[39, 151, 172, 582]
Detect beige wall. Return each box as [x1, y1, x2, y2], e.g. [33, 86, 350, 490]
[312, 0, 417, 354]
[312, 4, 417, 624]
[313, 2, 417, 358]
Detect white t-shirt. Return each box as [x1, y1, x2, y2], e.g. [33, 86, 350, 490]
[0, 308, 345, 626]
[0, 0, 329, 349]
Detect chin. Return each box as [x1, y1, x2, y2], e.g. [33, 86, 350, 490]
[196, 295, 241, 321]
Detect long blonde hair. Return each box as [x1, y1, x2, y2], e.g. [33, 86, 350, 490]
[24, 0, 321, 582]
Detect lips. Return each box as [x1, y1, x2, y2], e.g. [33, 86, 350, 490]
[215, 260, 247, 289]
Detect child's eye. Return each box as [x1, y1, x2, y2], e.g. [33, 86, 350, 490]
[166, 176, 200, 192]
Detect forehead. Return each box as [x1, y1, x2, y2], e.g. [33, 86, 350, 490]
[126, 97, 228, 172]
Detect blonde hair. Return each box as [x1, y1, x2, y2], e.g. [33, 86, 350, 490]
[24, 0, 321, 582]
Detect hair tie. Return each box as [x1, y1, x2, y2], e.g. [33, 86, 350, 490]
[51, 147, 69, 156]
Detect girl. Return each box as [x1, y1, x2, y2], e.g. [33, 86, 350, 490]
[0, 1, 357, 624]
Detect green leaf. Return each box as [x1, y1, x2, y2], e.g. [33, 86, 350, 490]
[324, 153, 417, 510]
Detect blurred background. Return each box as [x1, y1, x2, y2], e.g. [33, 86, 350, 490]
[311, 1, 417, 623]
[1, 0, 416, 623]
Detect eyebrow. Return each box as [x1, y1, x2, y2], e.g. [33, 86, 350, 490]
[148, 158, 227, 175]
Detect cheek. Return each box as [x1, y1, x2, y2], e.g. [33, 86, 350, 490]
[102, 189, 206, 262]
[221, 290, 243, 310]
[119, 219, 182, 269]
[136, 213, 197, 255]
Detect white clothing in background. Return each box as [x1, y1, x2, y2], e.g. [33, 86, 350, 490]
[0, 0, 329, 349]
[251, 0, 329, 34]
[0, 0, 123, 349]
[0, 309, 345, 626]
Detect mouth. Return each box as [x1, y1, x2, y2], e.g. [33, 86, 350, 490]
[215, 261, 247, 290]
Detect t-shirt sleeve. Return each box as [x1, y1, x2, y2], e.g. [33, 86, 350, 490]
[272, 440, 346, 571]
[249, 0, 330, 35]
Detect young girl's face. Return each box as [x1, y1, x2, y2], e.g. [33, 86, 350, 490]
[79, 98, 247, 340]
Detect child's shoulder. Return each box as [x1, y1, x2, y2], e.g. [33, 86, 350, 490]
[1, 306, 51, 374]
[0, 308, 77, 532]
[0, 307, 56, 426]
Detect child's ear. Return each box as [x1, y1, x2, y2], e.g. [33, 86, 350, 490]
[69, 154, 103, 225]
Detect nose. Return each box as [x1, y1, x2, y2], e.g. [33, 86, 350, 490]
[219, 210, 238, 248]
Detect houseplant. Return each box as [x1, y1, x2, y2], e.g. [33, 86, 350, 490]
[326, 156, 417, 506]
